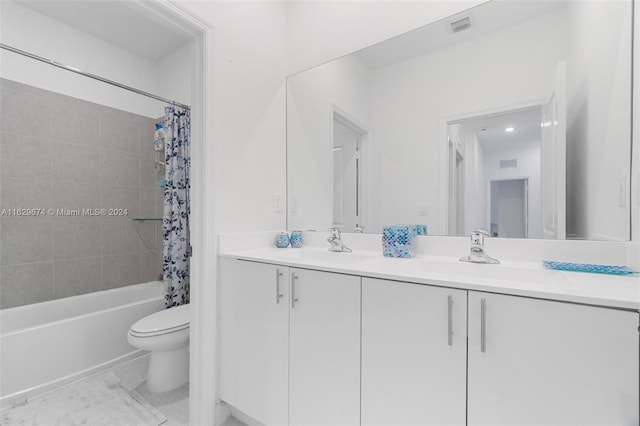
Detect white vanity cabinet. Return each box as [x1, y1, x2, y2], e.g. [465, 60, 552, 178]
[361, 278, 468, 426]
[467, 291, 639, 425]
[219, 259, 361, 426]
[289, 268, 361, 426]
[219, 259, 289, 426]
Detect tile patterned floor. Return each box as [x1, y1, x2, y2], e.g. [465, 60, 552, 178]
[111, 354, 190, 426]
[1, 353, 189, 426]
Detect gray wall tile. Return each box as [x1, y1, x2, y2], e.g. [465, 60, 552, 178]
[101, 149, 138, 186]
[100, 185, 138, 219]
[1, 133, 52, 179]
[100, 108, 139, 153]
[53, 220, 101, 260]
[0, 177, 52, 212]
[51, 182, 101, 217]
[101, 219, 140, 255]
[103, 253, 140, 290]
[138, 188, 157, 218]
[54, 257, 103, 299]
[0, 87, 51, 139]
[52, 141, 99, 183]
[0, 79, 164, 307]
[51, 96, 100, 147]
[140, 251, 162, 283]
[1, 221, 53, 265]
[0, 262, 55, 308]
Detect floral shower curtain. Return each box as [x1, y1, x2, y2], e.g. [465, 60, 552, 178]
[163, 106, 191, 308]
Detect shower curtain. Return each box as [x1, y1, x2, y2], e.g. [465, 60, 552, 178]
[162, 106, 191, 308]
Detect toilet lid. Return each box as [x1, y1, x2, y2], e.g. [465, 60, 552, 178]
[130, 304, 190, 335]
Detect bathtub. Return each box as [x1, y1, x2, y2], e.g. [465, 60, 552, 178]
[0, 281, 165, 409]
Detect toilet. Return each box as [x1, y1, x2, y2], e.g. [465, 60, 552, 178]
[127, 304, 190, 393]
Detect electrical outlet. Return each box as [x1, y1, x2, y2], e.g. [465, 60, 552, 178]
[418, 202, 429, 216]
[291, 195, 299, 214]
[273, 193, 282, 212]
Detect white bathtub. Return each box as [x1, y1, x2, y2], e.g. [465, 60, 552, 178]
[0, 281, 165, 409]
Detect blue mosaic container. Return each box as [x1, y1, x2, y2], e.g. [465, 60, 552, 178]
[414, 224, 427, 236]
[274, 232, 290, 248]
[290, 230, 303, 248]
[382, 225, 417, 258]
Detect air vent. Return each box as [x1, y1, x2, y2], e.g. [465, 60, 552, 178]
[499, 159, 518, 169]
[450, 17, 472, 34]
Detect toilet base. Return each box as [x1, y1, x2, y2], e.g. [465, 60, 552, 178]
[146, 346, 189, 393]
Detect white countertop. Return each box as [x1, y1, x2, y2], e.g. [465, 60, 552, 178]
[219, 246, 640, 310]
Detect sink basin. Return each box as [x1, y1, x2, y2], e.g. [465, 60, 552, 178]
[270, 249, 375, 265]
[406, 258, 554, 284]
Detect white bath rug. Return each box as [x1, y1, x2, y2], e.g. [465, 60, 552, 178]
[1, 372, 167, 426]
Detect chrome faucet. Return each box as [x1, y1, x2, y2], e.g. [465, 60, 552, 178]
[460, 229, 500, 264]
[327, 227, 352, 252]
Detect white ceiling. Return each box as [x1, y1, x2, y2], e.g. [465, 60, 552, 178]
[17, 0, 192, 62]
[357, 0, 567, 69]
[459, 107, 542, 153]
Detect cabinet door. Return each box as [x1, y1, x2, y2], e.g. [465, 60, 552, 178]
[220, 259, 289, 426]
[468, 291, 639, 426]
[361, 278, 467, 426]
[289, 268, 361, 426]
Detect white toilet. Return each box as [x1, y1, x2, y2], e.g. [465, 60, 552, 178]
[127, 304, 190, 393]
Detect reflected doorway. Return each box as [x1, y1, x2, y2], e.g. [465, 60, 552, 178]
[332, 109, 368, 233]
[446, 106, 542, 238]
[489, 178, 528, 238]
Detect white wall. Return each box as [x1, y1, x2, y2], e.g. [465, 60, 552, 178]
[0, 0, 165, 118]
[286, 0, 487, 75]
[565, 0, 632, 241]
[177, 1, 288, 234]
[156, 40, 194, 108]
[287, 54, 371, 231]
[369, 9, 567, 235]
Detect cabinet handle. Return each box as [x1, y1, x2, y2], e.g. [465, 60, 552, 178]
[447, 294, 453, 346]
[480, 297, 487, 353]
[291, 272, 299, 308]
[275, 269, 284, 304]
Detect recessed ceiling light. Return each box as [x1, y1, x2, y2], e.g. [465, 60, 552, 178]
[505, 127, 515, 133]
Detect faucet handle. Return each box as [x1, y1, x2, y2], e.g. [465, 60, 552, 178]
[329, 227, 341, 239]
[470, 229, 489, 246]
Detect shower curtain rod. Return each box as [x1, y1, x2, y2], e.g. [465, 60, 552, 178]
[0, 43, 191, 111]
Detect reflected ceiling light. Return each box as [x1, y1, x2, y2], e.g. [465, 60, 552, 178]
[505, 127, 515, 133]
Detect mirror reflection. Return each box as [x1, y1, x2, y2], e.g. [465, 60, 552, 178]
[287, 0, 632, 240]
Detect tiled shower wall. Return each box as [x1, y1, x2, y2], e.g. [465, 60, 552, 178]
[0, 78, 164, 309]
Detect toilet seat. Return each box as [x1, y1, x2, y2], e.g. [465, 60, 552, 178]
[129, 304, 190, 338]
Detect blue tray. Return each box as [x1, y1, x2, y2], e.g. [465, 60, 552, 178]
[543, 261, 637, 275]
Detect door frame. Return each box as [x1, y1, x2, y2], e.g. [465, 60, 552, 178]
[329, 103, 370, 232]
[131, 1, 216, 424]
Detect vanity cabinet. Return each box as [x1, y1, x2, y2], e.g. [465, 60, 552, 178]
[220, 257, 639, 426]
[361, 278, 467, 426]
[289, 268, 361, 426]
[219, 259, 361, 426]
[219, 259, 289, 425]
[467, 291, 639, 425]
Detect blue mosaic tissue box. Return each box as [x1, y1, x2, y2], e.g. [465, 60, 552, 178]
[382, 225, 417, 258]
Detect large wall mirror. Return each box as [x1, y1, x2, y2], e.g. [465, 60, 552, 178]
[287, 0, 633, 241]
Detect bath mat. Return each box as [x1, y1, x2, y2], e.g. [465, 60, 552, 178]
[0, 372, 167, 426]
